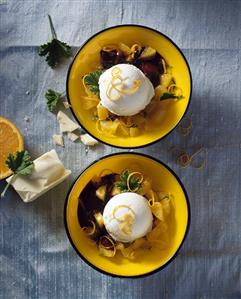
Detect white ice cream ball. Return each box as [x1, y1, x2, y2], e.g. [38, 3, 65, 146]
[103, 192, 153, 243]
[98, 64, 154, 116]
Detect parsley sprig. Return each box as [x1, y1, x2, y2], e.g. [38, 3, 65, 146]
[83, 70, 104, 95]
[160, 92, 183, 101]
[39, 15, 72, 68]
[116, 169, 142, 193]
[45, 89, 65, 112]
[1, 150, 34, 198]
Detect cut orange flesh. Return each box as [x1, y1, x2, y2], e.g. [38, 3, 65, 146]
[0, 116, 24, 179]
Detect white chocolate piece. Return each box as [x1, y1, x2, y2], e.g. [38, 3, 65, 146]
[67, 132, 79, 142]
[57, 111, 79, 133]
[52, 134, 64, 147]
[6, 150, 71, 203]
[80, 134, 98, 146]
[63, 101, 71, 109]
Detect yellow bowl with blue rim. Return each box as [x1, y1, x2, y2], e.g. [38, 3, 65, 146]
[64, 153, 190, 277]
[66, 25, 192, 148]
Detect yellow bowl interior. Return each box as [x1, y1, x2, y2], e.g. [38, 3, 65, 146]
[67, 25, 192, 148]
[65, 153, 190, 277]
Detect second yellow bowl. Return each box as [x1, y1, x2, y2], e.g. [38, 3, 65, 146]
[64, 153, 190, 277]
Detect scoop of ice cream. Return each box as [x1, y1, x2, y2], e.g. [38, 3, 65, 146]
[98, 64, 154, 116]
[103, 192, 153, 243]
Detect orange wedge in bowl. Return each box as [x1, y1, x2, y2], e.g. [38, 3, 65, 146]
[0, 116, 24, 179]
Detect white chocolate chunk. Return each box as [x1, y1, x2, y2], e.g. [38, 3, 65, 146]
[67, 132, 79, 142]
[52, 134, 64, 147]
[57, 111, 79, 133]
[63, 101, 71, 109]
[80, 134, 98, 146]
[6, 150, 71, 203]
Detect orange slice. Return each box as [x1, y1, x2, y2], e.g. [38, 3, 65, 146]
[0, 116, 24, 179]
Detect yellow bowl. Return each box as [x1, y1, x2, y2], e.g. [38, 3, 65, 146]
[67, 25, 192, 148]
[64, 153, 190, 277]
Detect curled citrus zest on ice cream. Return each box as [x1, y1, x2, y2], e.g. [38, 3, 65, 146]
[106, 67, 141, 101]
[111, 205, 136, 235]
[106, 206, 136, 238]
[112, 205, 136, 222]
[119, 213, 135, 235]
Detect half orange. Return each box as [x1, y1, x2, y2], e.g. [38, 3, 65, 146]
[0, 116, 24, 179]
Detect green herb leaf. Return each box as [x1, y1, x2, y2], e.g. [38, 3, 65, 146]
[39, 15, 71, 68]
[116, 169, 142, 193]
[45, 89, 65, 112]
[5, 150, 34, 175]
[160, 92, 183, 101]
[116, 170, 129, 192]
[1, 150, 34, 198]
[39, 39, 71, 68]
[83, 70, 104, 95]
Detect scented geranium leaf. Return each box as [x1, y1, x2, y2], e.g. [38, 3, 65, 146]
[83, 70, 104, 95]
[116, 169, 142, 193]
[39, 39, 71, 68]
[38, 15, 72, 68]
[5, 150, 34, 175]
[45, 89, 65, 112]
[116, 181, 128, 192]
[1, 150, 34, 198]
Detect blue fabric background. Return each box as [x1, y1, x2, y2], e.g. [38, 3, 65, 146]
[0, 1, 240, 298]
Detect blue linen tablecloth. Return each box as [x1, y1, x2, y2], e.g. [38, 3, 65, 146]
[0, 1, 240, 298]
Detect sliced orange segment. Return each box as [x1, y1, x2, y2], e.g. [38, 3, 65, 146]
[0, 116, 24, 179]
